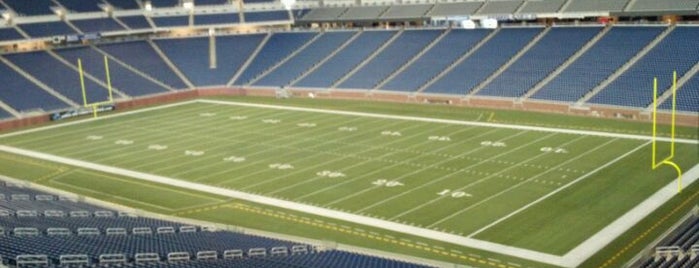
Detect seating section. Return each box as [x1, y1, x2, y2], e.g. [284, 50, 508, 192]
[563, 0, 630, 12]
[57, 0, 103, 13]
[152, 16, 190, 28]
[98, 41, 189, 89]
[636, 216, 699, 268]
[151, 0, 180, 8]
[117, 15, 154, 30]
[55, 46, 172, 96]
[0, 60, 67, 113]
[339, 6, 388, 21]
[381, 4, 432, 19]
[0, 109, 11, 120]
[18, 21, 76, 38]
[477, 27, 601, 98]
[234, 32, 317, 85]
[195, 0, 230, 6]
[0, 182, 429, 268]
[245, 10, 290, 22]
[154, 34, 265, 86]
[254, 31, 355, 87]
[660, 73, 699, 112]
[71, 18, 126, 33]
[194, 13, 240, 25]
[299, 7, 347, 21]
[517, 0, 566, 14]
[424, 27, 542, 95]
[381, 29, 491, 92]
[0, 27, 24, 42]
[293, 30, 396, 89]
[533, 26, 664, 102]
[627, 0, 699, 12]
[338, 29, 443, 90]
[2, 0, 55, 16]
[105, 0, 141, 10]
[589, 27, 699, 108]
[4, 51, 110, 104]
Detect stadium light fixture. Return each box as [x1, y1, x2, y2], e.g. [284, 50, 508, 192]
[183, 0, 194, 10]
[144, 1, 153, 11]
[281, 0, 296, 10]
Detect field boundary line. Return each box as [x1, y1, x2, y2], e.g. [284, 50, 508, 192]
[0, 144, 567, 267]
[560, 162, 699, 267]
[197, 99, 698, 144]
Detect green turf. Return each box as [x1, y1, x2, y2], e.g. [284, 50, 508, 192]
[0, 97, 696, 267]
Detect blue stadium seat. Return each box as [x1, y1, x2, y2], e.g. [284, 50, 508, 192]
[338, 29, 443, 90]
[154, 34, 265, 86]
[423, 27, 542, 95]
[194, 13, 240, 25]
[254, 31, 355, 87]
[245, 11, 290, 22]
[195, 0, 230, 6]
[98, 41, 189, 89]
[150, 0, 180, 8]
[0, 109, 11, 120]
[104, 0, 141, 10]
[152, 16, 190, 28]
[54, 46, 172, 96]
[116, 15, 153, 30]
[589, 26, 699, 108]
[293, 30, 396, 89]
[660, 72, 699, 112]
[381, 29, 491, 92]
[0, 27, 25, 41]
[533, 26, 665, 102]
[234, 32, 318, 85]
[18, 21, 77, 38]
[56, 0, 103, 13]
[71, 18, 126, 33]
[3, 0, 56, 16]
[4, 51, 110, 104]
[476, 27, 601, 98]
[0, 60, 68, 112]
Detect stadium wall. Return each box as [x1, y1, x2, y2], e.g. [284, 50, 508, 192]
[0, 87, 696, 133]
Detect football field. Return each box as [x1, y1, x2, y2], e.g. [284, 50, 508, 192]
[0, 98, 697, 267]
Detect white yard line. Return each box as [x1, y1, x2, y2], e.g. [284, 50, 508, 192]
[197, 99, 698, 144]
[0, 144, 567, 267]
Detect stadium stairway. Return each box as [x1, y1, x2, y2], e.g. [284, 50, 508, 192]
[577, 24, 675, 105]
[288, 30, 363, 87]
[247, 32, 326, 86]
[148, 39, 195, 89]
[330, 29, 403, 89]
[468, 26, 551, 96]
[415, 28, 501, 94]
[374, 28, 452, 91]
[227, 33, 272, 86]
[522, 24, 613, 100]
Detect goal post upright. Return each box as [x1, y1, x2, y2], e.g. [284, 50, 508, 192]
[651, 71, 683, 193]
[78, 56, 115, 118]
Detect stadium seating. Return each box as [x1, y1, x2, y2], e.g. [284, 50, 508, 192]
[626, 0, 699, 12]
[477, 27, 601, 98]
[152, 16, 190, 28]
[298, 7, 347, 21]
[660, 73, 699, 112]
[193, 13, 240, 26]
[0, 27, 24, 42]
[245, 10, 290, 22]
[0, 59, 68, 113]
[4, 51, 110, 104]
[234, 32, 318, 85]
[338, 29, 443, 90]
[105, 0, 142, 10]
[18, 21, 77, 38]
[477, 0, 523, 15]
[57, 0, 104, 13]
[423, 27, 542, 95]
[0, 109, 11, 120]
[636, 215, 699, 268]
[293, 30, 397, 89]
[254, 31, 355, 87]
[71, 18, 126, 33]
[0, 182, 429, 268]
[381, 4, 432, 19]
[428, 2, 483, 17]
[532, 26, 665, 102]
[116, 15, 154, 30]
[589, 26, 699, 108]
[195, 0, 230, 6]
[151, 0, 180, 8]
[54, 46, 172, 96]
[98, 40, 189, 89]
[154, 34, 266, 87]
[2, 0, 56, 16]
[381, 29, 491, 92]
[339, 6, 388, 21]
